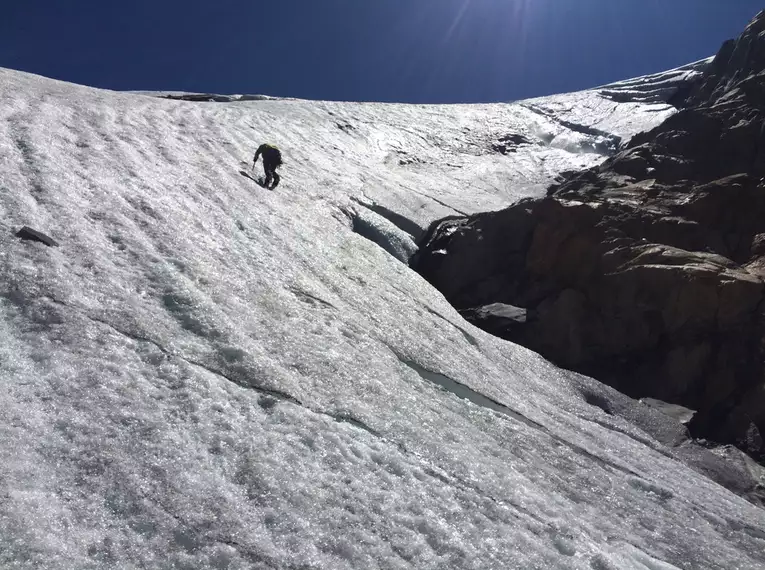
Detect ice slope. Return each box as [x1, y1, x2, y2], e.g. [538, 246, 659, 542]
[518, 59, 711, 160]
[1, 63, 763, 570]
[596, 58, 712, 103]
[130, 57, 709, 226]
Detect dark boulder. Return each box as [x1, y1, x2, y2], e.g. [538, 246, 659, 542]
[15, 226, 59, 247]
[460, 303, 527, 338]
[492, 133, 533, 155]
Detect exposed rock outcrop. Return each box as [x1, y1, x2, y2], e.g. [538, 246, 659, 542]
[15, 226, 59, 247]
[492, 133, 534, 155]
[413, 11, 765, 463]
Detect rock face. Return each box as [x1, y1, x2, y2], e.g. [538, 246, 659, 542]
[413, 11, 765, 463]
[459, 303, 527, 338]
[492, 133, 534, 155]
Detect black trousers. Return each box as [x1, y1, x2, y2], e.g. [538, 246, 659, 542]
[262, 158, 281, 188]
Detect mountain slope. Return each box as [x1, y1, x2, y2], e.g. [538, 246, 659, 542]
[1, 62, 764, 570]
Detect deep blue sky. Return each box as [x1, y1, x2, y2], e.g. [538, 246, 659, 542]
[1, 1, 761, 103]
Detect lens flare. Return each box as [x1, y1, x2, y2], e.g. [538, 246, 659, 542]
[384, 0, 538, 101]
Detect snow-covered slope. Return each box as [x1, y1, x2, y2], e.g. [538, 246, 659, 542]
[2, 63, 764, 570]
[596, 58, 712, 103]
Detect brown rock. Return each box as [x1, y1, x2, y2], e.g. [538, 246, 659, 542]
[413, 11, 765, 464]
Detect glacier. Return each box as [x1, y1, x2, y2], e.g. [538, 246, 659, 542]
[1, 60, 764, 569]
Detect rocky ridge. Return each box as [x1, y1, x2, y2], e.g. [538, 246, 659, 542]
[414, 11, 765, 466]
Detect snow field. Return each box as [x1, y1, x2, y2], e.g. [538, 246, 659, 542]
[0, 65, 763, 569]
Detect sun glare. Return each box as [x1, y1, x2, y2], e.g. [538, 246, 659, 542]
[442, 0, 533, 43]
[383, 0, 538, 100]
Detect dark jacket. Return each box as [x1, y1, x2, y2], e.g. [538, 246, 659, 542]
[254, 144, 282, 167]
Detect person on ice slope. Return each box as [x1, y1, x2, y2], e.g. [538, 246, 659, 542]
[252, 143, 282, 189]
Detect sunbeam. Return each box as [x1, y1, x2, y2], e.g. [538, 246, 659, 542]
[443, 0, 472, 44]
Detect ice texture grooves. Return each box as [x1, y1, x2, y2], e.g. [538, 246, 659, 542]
[0, 65, 763, 570]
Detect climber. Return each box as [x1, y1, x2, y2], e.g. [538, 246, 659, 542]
[252, 143, 282, 189]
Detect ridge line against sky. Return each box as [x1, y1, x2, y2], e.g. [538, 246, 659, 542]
[1, 1, 763, 103]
